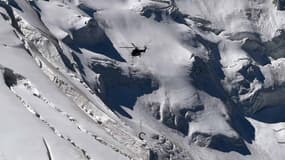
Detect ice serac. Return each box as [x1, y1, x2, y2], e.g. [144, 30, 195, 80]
[1, 0, 285, 160]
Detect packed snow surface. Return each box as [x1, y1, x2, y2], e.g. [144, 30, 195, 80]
[1, 0, 285, 160]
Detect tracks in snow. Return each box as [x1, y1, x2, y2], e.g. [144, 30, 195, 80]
[9, 85, 93, 160]
[43, 138, 53, 160]
[7, 77, 133, 160]
[14, 17, 149, 159]
[1, 2, 149, 158]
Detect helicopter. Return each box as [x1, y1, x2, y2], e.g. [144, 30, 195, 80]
[120, 43, 147, 57]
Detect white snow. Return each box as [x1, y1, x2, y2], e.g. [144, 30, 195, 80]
[1, 0, 285, 160]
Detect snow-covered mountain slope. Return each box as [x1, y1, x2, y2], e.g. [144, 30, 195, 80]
[1, 0, 285, 159]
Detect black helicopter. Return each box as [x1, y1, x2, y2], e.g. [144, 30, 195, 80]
[120, 43, 147, 57]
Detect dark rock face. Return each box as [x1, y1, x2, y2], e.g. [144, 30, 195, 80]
[190, 132, 251, 155]
[209, 134, 250, 155]
[62, 19, 126, 62]
[190, 56, 226, 100]
[265, 30, 285, 59]
[273, 0, 285, 10]
[89, 60, 159, 118]
[241, 39, 270, 65]
[2, 68, 24, 88]
[141, 7, 164, 22]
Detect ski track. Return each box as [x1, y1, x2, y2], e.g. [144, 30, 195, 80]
[10, 87, 93, 160]
[8, 77, 133, 160]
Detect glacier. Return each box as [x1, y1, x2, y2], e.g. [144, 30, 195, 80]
[0, 0, 285, 160]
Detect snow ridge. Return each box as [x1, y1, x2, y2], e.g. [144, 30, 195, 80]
[1, 0, 285, 160]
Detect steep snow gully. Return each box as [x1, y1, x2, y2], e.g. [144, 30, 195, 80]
[1, 0, 285, 160]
